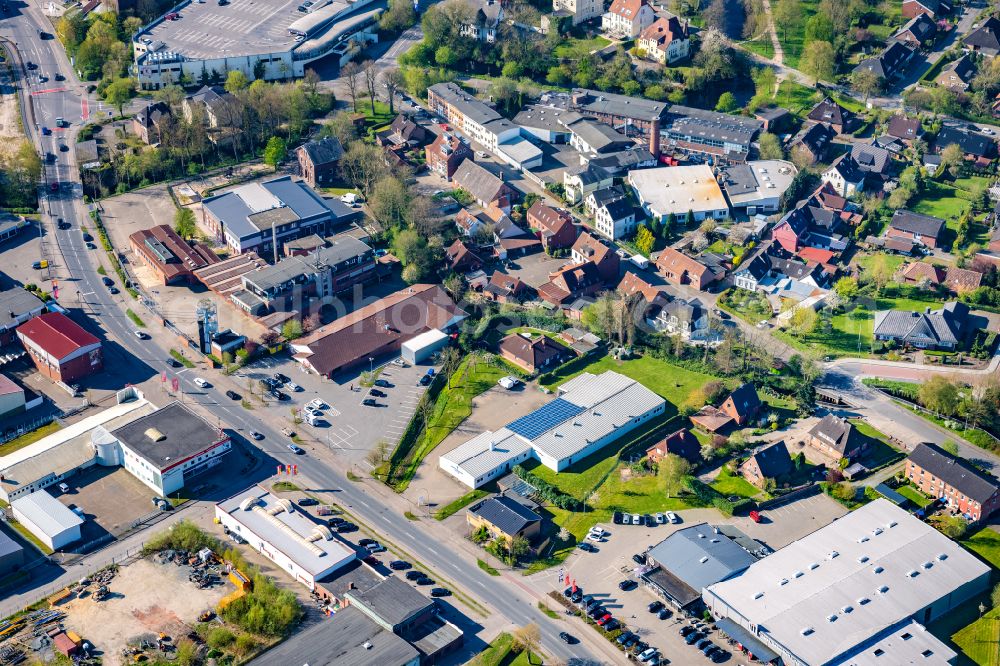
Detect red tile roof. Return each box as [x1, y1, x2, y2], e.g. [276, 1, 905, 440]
[17, 312, 100, 360]
[797, 247, 836, 265]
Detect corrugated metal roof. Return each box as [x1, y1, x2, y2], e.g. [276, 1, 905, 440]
[440, 429, 532, 479]
[11, 490, 83, 537]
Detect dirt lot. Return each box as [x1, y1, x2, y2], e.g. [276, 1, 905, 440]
[0, 62, 23, 162]
[61, 558, 229, 666]
[410, 383, 553, 509]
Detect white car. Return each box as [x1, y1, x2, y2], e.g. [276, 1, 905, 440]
[498, 376, 520, 390]
[193, 377, 209, 388]
[666, 511, 680, 524]
[585, 533, 603, 543]
[631, 514, 642, 525]
[983, 127, 997, 136]
[589, 526, 608, 537]
[286, 381, 302, 392]
[308, 399, 326, 410]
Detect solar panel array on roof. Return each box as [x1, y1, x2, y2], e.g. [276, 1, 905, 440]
[506, 398, 583, 440]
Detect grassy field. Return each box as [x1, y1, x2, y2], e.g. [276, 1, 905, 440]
[775, 308, 873, 358]
[854, 252, 905, 275]
[964, 527, 1000, 570]
[895, 484, 932, 508]
[910, 176, 990, 235]
[775, 0, 820, 69]
[741, 37, 775, 60]
[553, 36, 611, 59]
[771, 80, 820, 116]
[434, 489, 489, 520]
[849, 419, 904, 470]
[953, 606, 1000, 666]
[710, 466, 761, 499]
[0, 422, 61, 457]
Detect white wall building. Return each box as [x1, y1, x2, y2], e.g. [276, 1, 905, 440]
[601, 0, 655, 38]
[704, 500, 989, 666]
[401, 329, 449, 365]
[593, 198, 636, 240]
[552, 0, 603, 25]
[719, 160, 797, 216]
[628, 165, 730, 223]
[11, 490, 83, 551]
[216, 486, 357, 590]
[440, 371, 665, 488]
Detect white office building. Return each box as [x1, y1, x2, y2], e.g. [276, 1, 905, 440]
[440, 371, 665, 488]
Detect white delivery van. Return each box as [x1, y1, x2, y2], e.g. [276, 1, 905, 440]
[630, 255, 650, 269]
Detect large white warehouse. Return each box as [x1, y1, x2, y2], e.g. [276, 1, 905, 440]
[440, 371, 665, 488]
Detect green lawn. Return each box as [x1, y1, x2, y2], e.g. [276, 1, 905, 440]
[953, 606, 1000, 666]
[541, 353, 724, 407]
[771, 80, 820, 116]
[895, 484, 932, 508]
[854, 252, 905, 275]
[434, 489, 490, 520]
[775, 0, 820, 69]
[963, 527, 1000, 570]
[718, 288, 772, 325]
[775, 308, 873, 358]
[553, 36, 611, 59]
[910, 180, 977, 229]
[741, 37, 775, 60]
[0, 422, 61, 457]
[850, 419, 904, 470]
[710, 466, 761, 499]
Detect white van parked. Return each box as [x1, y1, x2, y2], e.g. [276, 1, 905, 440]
[630, 255, 649, 269]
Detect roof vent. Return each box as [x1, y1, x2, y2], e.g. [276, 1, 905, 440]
[921, 562, 933, 570]
[858, 597, 871, 606]
[145, 428, 166, 442]
[873, 566, 884, 574]
[858, 556, 869, 564]
[937, 553, 948, 561]
[754, 592, 764, 600]
[828, 551, 839, 560]
[700, 556, 709, 563]
[888, 521, 898, 528]
[794, 571, 803, 579]
[858, 535, 869, 543]
[842, 605, 853, 614]
[827, 614, 837, 623]
[363, 641, 373, 650]
[809, 563, 819, 570]
[878, 585, 889, 594]
[801, 627, 814, 636]
[698, 532, 706, 539]
[873, 527, 883, 536]
[907, 570, 919, 578]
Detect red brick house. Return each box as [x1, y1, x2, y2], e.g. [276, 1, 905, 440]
[571, 232, 620, 283]
[902, 0, 948, 19]
[719, 383, 762, 427]
[646, 428, 701, 465]
[806, 414, 865, 462]
[739, 441, 793, 489]
[295, 137, 344, 188]
[655, 248, 717, 291]
[527, 202, 577, 250]
[426, 133, 473, 181]
[887, 210, 945, 249]
[129, 225, 220, 286]
[483, 271, 532, 303]
[445, 239, 484, 273]
[498, 333, 572, 373]
[16, 312, 103, 384]
[906, 442, 1000, 522]
[537, 261, 604, 305]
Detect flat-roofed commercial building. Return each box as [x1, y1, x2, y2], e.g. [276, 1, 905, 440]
[704, 500, 989, 666]
[216, 485, 357, 590]
[628, 165, 730, 223]
[440, 371, 665, 488]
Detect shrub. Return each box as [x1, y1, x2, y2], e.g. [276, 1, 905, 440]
[207, 627, 235, 650]
[513, 465, 584, 511]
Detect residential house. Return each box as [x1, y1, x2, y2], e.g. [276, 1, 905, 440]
[386, 115, 429, 148]
[899, 261, 945, 287]
[655, 248, 717, 291]
[131, 102, 170, 145]
[593, 197, 636, 241]
[937, 55, 976, 92]
[789, 122, 836, 165]
[646, 428, 701, 465]
[854, 42, 916, 83]
[445, 239, 484, 273]
[720, 383, 762, 427]
[618, 270, 668, 305]
[527, 202, 577, 250]
[902, 0, 949, 19]
[498, 333, 572, 373]
[425, 133, 474, 181]
[638, 16, 691, 65]
[536, 261, 604, 305]
[892, 13, 937, 47]
[564, 164, 614, 205]
[964, 16, 1000, 57]
[822, 154, 866, 198]
[426, 83, 519, 152]
[585, 185, 627, 217]
[650, 298, 711, 340]
[483, 271, 532, 303]
[873, 301, 969, 350]
[495, 218, 542, 260]
[571, 232, 620, 282]
[806, 414, 865, 462]
[552, 0, 603, 25]
[739, 441, 793, 489]
[935, 125, 997, 161]
[565, 115, 635, 155]
[887, 209, 945, 248]
[452, 160, 516, 214]
[460, 0, 504, 42]
[467, 495, 542, 544]
[944, 266, 984, 292]
[601, 0, 655, 39]
[851, 143, 892, 181]
[296, 137, 344, 188]
[906, 442, 1000, 522]
[181, 85, 236, 128]
[873, 134, 907, 155]
[887, 115, 925, 143]
[456, 207, 513, 240]
[807, 98, 854, 135]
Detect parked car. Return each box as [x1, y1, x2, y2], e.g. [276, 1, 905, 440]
[631, 514, 642, 525]
[335, 522, 357, 532]
[679, 625, 696, 637]
[274, 373, 290, 383]
[363, 398, 378, 406]
[632, 553, 646, 565]
[613, 511, 623, 524]
[644, 514, 655, 527]
[287, 444, 304, 454]
[359, 538, 376, 546]
[298, 498, 318, 506]
[618, 579, 637, 591]
[418, 374, 431, 386]
[685, 631, 704, 645]
[374, 379, 391, 388]
[577, 542, 596, 552]
[370, 389, 386, 398]
[286, 381, 301, 392]
[405, 570, 424, 580]
[696, 639, 712, 651]
[596, 614, 612, 626]
[249, 431, 263, 440]
[101, 276, 114, 287]
[616, 632, 634, 646]
[648, 601, 664, 613]
[193, 377, 209, 388]
[415, 576, 434, 586]
[666, 511, 680, 524]
[602, 619, 619, 632]
[639, 648, 659, 663]
[389, 560, 411, 570]
[430, 587, 450, 597]
[559, 632, 575, 644]
[658, 608, 672, 620]
[655, 512, 666, 524]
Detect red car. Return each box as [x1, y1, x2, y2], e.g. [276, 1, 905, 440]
[596, 614, 612, 626]
[439, 123, 449, 130]
[749, 510, 762, 523]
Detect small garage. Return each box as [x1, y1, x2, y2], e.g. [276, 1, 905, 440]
[401, 329, 449, 365]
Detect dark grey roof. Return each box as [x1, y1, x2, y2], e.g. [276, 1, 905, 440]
[646, 523, 757, 594]
[453, 160, 505, 204]
[588, 185, 626, 207]
[908, 442, 1000, 504]
[248, 605, 419, 666]
[888, 115, 923, 141]
[938, 54, 976, 84]
[808, 98, 853, 128]
[738, 253, 770, 282]
[827, 154, 865, 184]
[746, 440, 793, 478]
[662, 298, 700, 324]
[755, 106, 789, 122]
[0, 289, 45, 330]
[770, 256, 822, 281]
[347, 576, 433, 629]
[429, 82, 503, 126]
[0, 525, 24, 561]
[588, 148, 655, 174]
[894, 13, 937, 43]
[186, 85, 233, 113]
[850, 143, 891, 174]
[665, 105, 763, 148]
[135, 102, 170, 129]
[567, 117, 633, 153]
[111, 402, 225, 471]
[571, 89, 669, 123]
[890, 209, 945, 238]
[601, 197, 634, 222]
[964, 16, 1000, 51]
[202, 176, 334, 241]
[808, 414, 853, 454]
[300, 137, 343, 166]
[873, 301, 969, 346]
[854, 42, 914, 79]
[469, 495, 541, 536]
[793, 122, 835, 155]
[936, 126, 996, 157]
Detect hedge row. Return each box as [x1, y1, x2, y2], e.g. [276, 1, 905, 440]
[513, 465, 584, 511]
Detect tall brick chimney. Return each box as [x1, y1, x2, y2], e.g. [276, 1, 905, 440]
[649, 118, 660, 158]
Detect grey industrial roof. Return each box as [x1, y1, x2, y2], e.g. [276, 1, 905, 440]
[202, 176, 334, 241]
[846, 620, 956, 665]
[469, 495, 542, 536]
[11, 490, 83, 537]
[571, 89, 669, 122]
[111, 402, 225, 472]
[0, 525, 23, 560]
[513, 104, 574, 133]
[428, 82, 503, 126]
[647, 523, 757, 596]
[567, 117, 632, 153]
[705, 500, 990, 666]
[665, 105, 763, 145]
[0, 289, 45, 330]
[248, 605, 419, 666]
[347, 576, 433, 628]
[452, 160, 505, 205]
[908, 442, 1000, 504]
[218, 486, 355, 576]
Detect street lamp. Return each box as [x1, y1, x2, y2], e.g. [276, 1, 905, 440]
[369, 357, 374, 375]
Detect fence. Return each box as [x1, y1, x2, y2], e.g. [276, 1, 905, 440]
[0, 413, 57, 445]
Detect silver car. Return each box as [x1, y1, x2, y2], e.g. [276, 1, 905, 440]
[631, 513, 642, 525]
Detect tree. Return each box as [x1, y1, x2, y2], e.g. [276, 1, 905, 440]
[104, 77, 134, 118]
[789, 307, 818, 337]
[340, 62, 363, 112]
[362, 60, 379, 115]
[940, 440, 960, 457]
[511, 624, 542, 663]
[865, 254, 893, 295]
[263, 136, 287, 171]
[174, 207, 196, 239]
[992, 581, 1000, 608]
[758, 132, 784, 160]
[800, 40, 836, 85]
[123, 16, 144, 38]
[772, 0, 802, 44]
[380, 0, 417, 33]
[366, 439, 391, 467]
[340, 142, 388, 197]
[658, 454, 691, 499]
[224, 70, 249, 94]
[939, 143, 964, 178]
[382, 67, 405, 115]
[919, 376, 959, 416]
[634, 225, 656, 255]
[834, 276, 859, 302]
[715, 92, 738, 113]
[851, 68, 881, 105]
[281, 319, 303, 340]
[509, 535, 531, 563]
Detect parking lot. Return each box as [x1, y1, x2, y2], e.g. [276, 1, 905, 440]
[52, 466, 155, 548]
